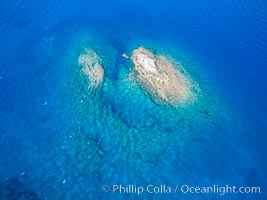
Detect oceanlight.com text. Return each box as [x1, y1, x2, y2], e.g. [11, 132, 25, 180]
[101, 184, 261, 196]
[179, 184, 260, 195]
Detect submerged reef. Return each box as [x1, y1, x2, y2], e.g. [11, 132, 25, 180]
[77, 46, 197, 106]
[78, 49, 104, 89]
[131, 47, 195, 105]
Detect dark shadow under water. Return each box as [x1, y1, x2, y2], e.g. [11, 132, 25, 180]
[0, 176, 41, 200]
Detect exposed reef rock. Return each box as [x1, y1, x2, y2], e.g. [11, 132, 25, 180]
[131, 47, 194, 105]
[78, 49, 104, 89]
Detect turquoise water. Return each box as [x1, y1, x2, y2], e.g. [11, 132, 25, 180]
[0, 0, 266, 199]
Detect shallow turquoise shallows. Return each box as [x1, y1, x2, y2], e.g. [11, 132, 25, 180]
[0, 0, 266, 199]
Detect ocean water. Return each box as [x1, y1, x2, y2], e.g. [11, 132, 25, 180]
[0, 0, 266, 199]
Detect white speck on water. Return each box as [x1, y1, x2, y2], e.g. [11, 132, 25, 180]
[20, 171, 26, 176]
[62, 179, 66, 184]
[122, 53, 129, 59]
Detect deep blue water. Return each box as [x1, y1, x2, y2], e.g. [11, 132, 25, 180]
[0, 0, 267, 199]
